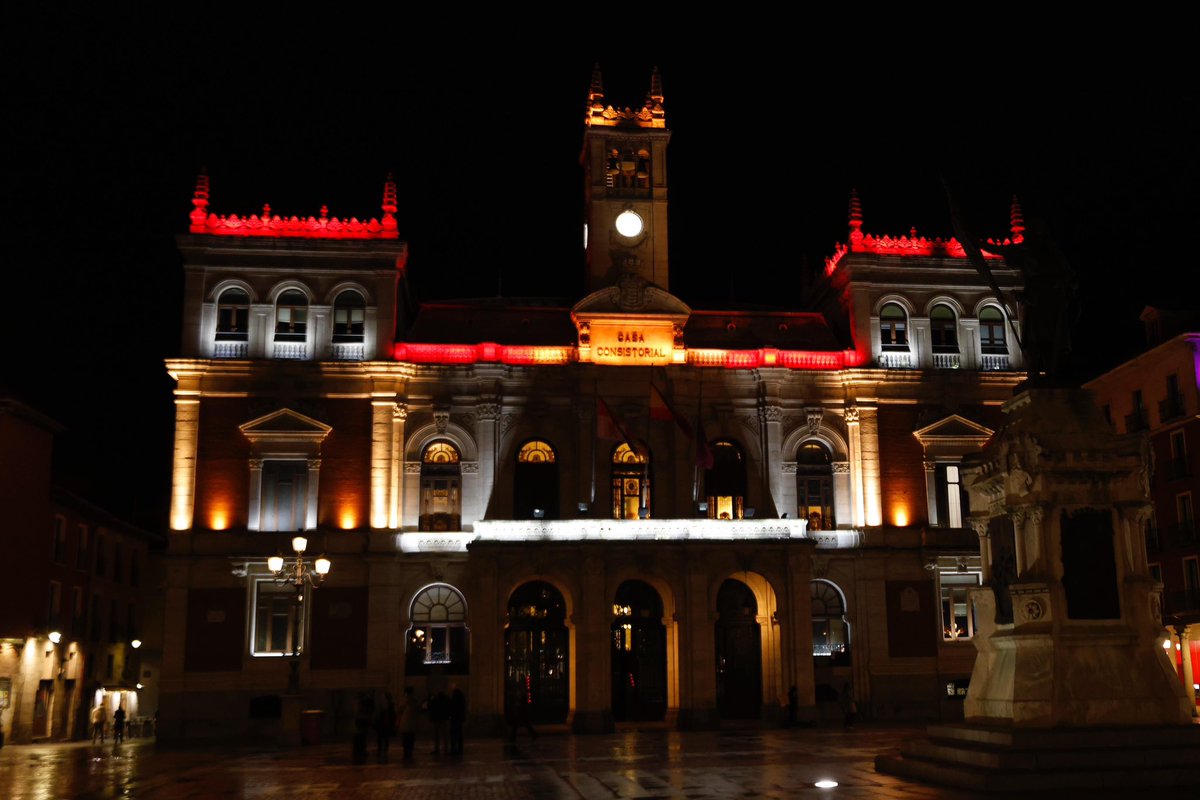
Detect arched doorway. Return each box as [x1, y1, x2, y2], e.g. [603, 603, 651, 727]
[612, 442, 651, 519]
[505, 581, 569, 724]
[704, 440, 746, 520]
[611, 580, 666, 722]
[514, 439, 559, 519]
[715, 578, 762, 719]
[420, 441, 461, 531]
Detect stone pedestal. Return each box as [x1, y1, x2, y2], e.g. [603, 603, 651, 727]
[877, 388, 1195, 790]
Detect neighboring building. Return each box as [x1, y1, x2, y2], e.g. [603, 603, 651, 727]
[1084, 307, 1200, 712]
[158, 68, 1029, 742]
[0, 400, 156, 743]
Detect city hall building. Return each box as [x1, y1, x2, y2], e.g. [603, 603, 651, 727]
[157, 69, 1027, 741]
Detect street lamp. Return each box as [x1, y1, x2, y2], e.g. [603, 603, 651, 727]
[268, 537, 331, 692]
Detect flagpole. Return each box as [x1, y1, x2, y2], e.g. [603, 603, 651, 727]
[590, 380, 597, 508]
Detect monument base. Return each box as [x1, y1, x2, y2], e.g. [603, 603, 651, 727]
[876, 722, 1200, 791]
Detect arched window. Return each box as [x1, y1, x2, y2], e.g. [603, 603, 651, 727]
[930, 304, 959, 353]
[515, 439, 558, 519]
[880, 303, 908, 350]
[979, 306, 1006, 354]
[274, 289, 309, 342]
[332, 290, 365, 343]
[811, 579, 850, 665]
[797, 442, 834, 531]
[612, 442, 651, 520]
[407, 583, 469, 674]
[704, 440, 746, 520]
[216, 288, 249, 342]
[420, 441, 461, 532]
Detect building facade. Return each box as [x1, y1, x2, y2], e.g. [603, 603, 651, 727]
[1084, 308, 1200, 713]
[158, 70, 1029, 742]
[0, 400, 155, 744]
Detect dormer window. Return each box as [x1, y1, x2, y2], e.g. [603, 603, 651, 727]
[274, 290, 308, 342]
[216, 288, 249, 341]
[332, 290, 365, 343]
[930, 304, 959, 353]
[880, 303, 908, 351]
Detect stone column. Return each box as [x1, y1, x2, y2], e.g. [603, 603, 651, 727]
[474, 403, 501, 527]
[304, 459, 321, 530]
[679, 564, 718, 728]
[845, 407, 865, 528]
[247, 458, 264, 532]
[923, 460, 939, 527]
[370, 399, 395, 529]
[169, 396, 200, 531]
[858, 405, 881, 527]
[1178, 626, 1197, 716]
[572, 555, 612, 733]
[1025, 505, 1046, 577]
[760, 403, 784, 518]
[1009, 507, 1028, 577]
[389, 404, 407, 529]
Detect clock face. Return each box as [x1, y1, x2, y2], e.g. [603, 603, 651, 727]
[615, 209, 644, 238]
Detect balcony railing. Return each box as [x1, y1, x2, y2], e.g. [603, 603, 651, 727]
[1159, 393, 1186, 423]
[273, 341, 308, 360]
[331, 342, 365, 361]
[933, 353, 961, 370]
[981, 354, 1010, 371]
[397, 519, 865, 553]
[214, 340, 248, 359]
[879, 351, 913, 369]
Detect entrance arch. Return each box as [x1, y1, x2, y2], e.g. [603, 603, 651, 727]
[611, 580, 667, 721]
[715, 578, 763, 719]
[505, 581, 570, 724]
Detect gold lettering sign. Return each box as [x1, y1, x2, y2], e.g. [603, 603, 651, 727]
[588, 322, 677, 365]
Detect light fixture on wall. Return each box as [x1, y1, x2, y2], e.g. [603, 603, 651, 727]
[130, 639, 142, 649]
[268, 537, 331, 692]
[532, 508, 545, 519]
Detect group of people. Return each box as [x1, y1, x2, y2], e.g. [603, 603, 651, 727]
[356, 684, 466, 763]
[88, 703, 127, 744]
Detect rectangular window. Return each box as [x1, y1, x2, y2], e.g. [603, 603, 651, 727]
[260, 461, 308, 532]
[94, 535, 106, 577]
[935, 463, 967, 528]
[1170, 431, 1189, 480]
[251, 580, 300, 656]
[109, 598, 118, 642]
[940, 571, 981, 641]
[53, 517, 66, 563]
[1179, 493, 1195, 530]
[1149, 562, 1162, 584]
[113, 543, 123, 583]
[76, 524, 89, 570]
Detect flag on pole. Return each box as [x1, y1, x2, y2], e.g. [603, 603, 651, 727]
[596, 397, 630, 443]
[650, 384, 693, 438]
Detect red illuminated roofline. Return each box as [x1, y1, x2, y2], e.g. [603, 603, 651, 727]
[187, 173, 399, 240]
[824, 230, 1021, 275]
[393, 342, 864, 370]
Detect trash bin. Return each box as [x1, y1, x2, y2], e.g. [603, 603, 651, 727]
[300, 710, 323, 745]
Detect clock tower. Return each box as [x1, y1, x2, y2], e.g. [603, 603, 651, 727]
[581, 65, 671, 293]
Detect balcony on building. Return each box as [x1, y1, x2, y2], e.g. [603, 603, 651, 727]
[1159, 392, 1187, 423]
[1125, 409, 1149, 433]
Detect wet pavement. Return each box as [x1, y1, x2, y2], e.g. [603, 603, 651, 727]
[0, 724, 1158, 799]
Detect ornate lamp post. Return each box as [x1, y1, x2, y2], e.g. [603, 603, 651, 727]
[267, 536, 330, 693]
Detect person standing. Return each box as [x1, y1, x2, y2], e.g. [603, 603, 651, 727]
[840, 682, 857, 731]
[428, 690, 450, 754]
[375, 692, 396, 763]
[113, 704, 126, 744]
[90, 704, 107, 744]
[397, 687, 418, 760]
[449, 685, 466, 755]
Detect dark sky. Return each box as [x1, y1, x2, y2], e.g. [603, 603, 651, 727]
[5, 16, 1197, 526]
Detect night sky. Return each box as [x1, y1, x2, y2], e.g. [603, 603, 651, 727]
[6, 17, 1196, 528]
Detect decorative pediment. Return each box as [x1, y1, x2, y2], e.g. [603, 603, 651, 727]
[913, 414, 994, 449]
[239, 408, 332, 456]
[571, 273, 691, 317]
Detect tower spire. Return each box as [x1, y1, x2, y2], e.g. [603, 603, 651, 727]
[848, 188, 864, 240]
[190, 170, 210, 232]
[1009, 195, 1025, 243]
[646, 66, 665, 124]
[586, 63, 605, 126]
[382, 172, 398, 234]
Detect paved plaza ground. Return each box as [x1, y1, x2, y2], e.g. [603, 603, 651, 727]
[0, 724, 1168, 799]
